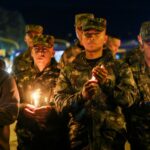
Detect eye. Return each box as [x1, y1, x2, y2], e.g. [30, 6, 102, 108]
[84, 33, 92, 38]
[34, 47, 40, 52]
[42, 47, 49, 52]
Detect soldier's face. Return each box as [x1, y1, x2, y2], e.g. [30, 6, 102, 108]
[31, 45, 54, 69]
[107, 38, 121, 55]
[82, 29, 107, 52]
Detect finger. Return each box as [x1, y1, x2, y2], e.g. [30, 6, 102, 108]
[25, 104, 36, 111]
[24, 108, 35, 114]
[35, 107, 50, 115]
[93, 68, 108, 76]
[24, 108, 35, 118]
[85, 83, 98, 93]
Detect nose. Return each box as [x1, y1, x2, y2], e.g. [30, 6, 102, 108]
[38, 51, 45, 56]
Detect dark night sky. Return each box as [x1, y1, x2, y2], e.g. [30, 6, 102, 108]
[0, 0, 150, 41]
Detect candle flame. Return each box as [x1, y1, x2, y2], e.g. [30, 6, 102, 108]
[91, 75, 96, 81]
[31, 89, 41, 107]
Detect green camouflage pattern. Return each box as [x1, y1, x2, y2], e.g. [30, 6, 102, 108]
[25, 24, 43, 34]
[59, 40, 84, 68]
[140, 21, 150, 41]
[124, 46, 143, 65]
[75, 13, 94, 27]
[54, 49, 138, 150]
[82, 17, 107, 31]
[125, 55, 150, 149]
[12, 48, 32, 76]
[15, 59, 63, 149]
[32, 34, 54, 47]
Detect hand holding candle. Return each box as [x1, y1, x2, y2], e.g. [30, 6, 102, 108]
[91, 64, 108, 84]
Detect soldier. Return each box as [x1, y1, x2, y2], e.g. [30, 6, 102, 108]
[59, 13, 94, 68]
[125, 27, 144, 65]
[54, 18, 137, 150]
[124, 21, 150, 150]
[15, 35, 69, 150]
[0, 68, 19, 150]
[106, 35, 121, 57]
[12, 24, 43, 75]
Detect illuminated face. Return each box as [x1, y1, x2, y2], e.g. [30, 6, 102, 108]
[82, 29, 107, 52]
[31, 44, 54, 71]
[107, 38, 121, 54]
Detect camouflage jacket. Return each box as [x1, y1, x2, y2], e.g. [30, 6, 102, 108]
[12, 48, 32, 75]
[0, 69, 19, 150]
[54, 49, 137, 150]
[15, 58, 60, 141]
[59, 40, 84, 69]
[125, 57, 150, 145]
[125, 46, 144, 65]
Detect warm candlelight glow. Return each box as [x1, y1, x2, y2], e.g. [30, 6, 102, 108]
[90, 75, 96, 81]
[31, 89, 41, 107]
[100, 64, 104, 69]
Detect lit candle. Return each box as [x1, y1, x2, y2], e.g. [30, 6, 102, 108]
[100, 64, 104, 69]
[31, 89, 41, 107]
[90, 75, 97, 81]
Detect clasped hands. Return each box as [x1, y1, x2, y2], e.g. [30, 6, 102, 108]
[82, 65, 108, 100]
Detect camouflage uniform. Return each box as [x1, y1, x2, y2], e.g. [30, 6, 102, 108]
[12, 49, 32, 75]
[59, 40, 84, 68]
[0, 69, 19, 150]
[59, 13, 94, 68]
[124, 21, 150, 150]
[54, 49, 137, 150]
[12, 24, 43, 76]
[124, 45, 143, 65]
[125, 57, 150, 150]
[15, 35, 69, 150]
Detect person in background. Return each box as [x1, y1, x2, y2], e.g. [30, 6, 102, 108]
[54, 18, 137, 150]
[15, 35, 69, 150]
[0, 67, 19, 150]
[125, 26, 144, 65]
[106, 35, 121, 58]
[12, 24, 43, 75]
[59, 13, 94, 68]
[124, 21, 150, 150]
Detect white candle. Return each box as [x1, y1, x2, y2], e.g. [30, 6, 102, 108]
[31, 89, 41, 107]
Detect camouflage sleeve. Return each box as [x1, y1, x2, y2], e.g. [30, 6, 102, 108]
[58, 53, 65, 69]
[54, 67, 84, 113]
[0, 74, 19, 126]
[113, 61, 138, 107]
[58, 46, 72, 69]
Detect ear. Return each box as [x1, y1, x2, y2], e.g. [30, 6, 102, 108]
[104, 35, 108, 44]
[51, 47, 55, 57]
[137, 35, 144, 51]
[138, 35, 143, 45]
[30, 49, 33, 58]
